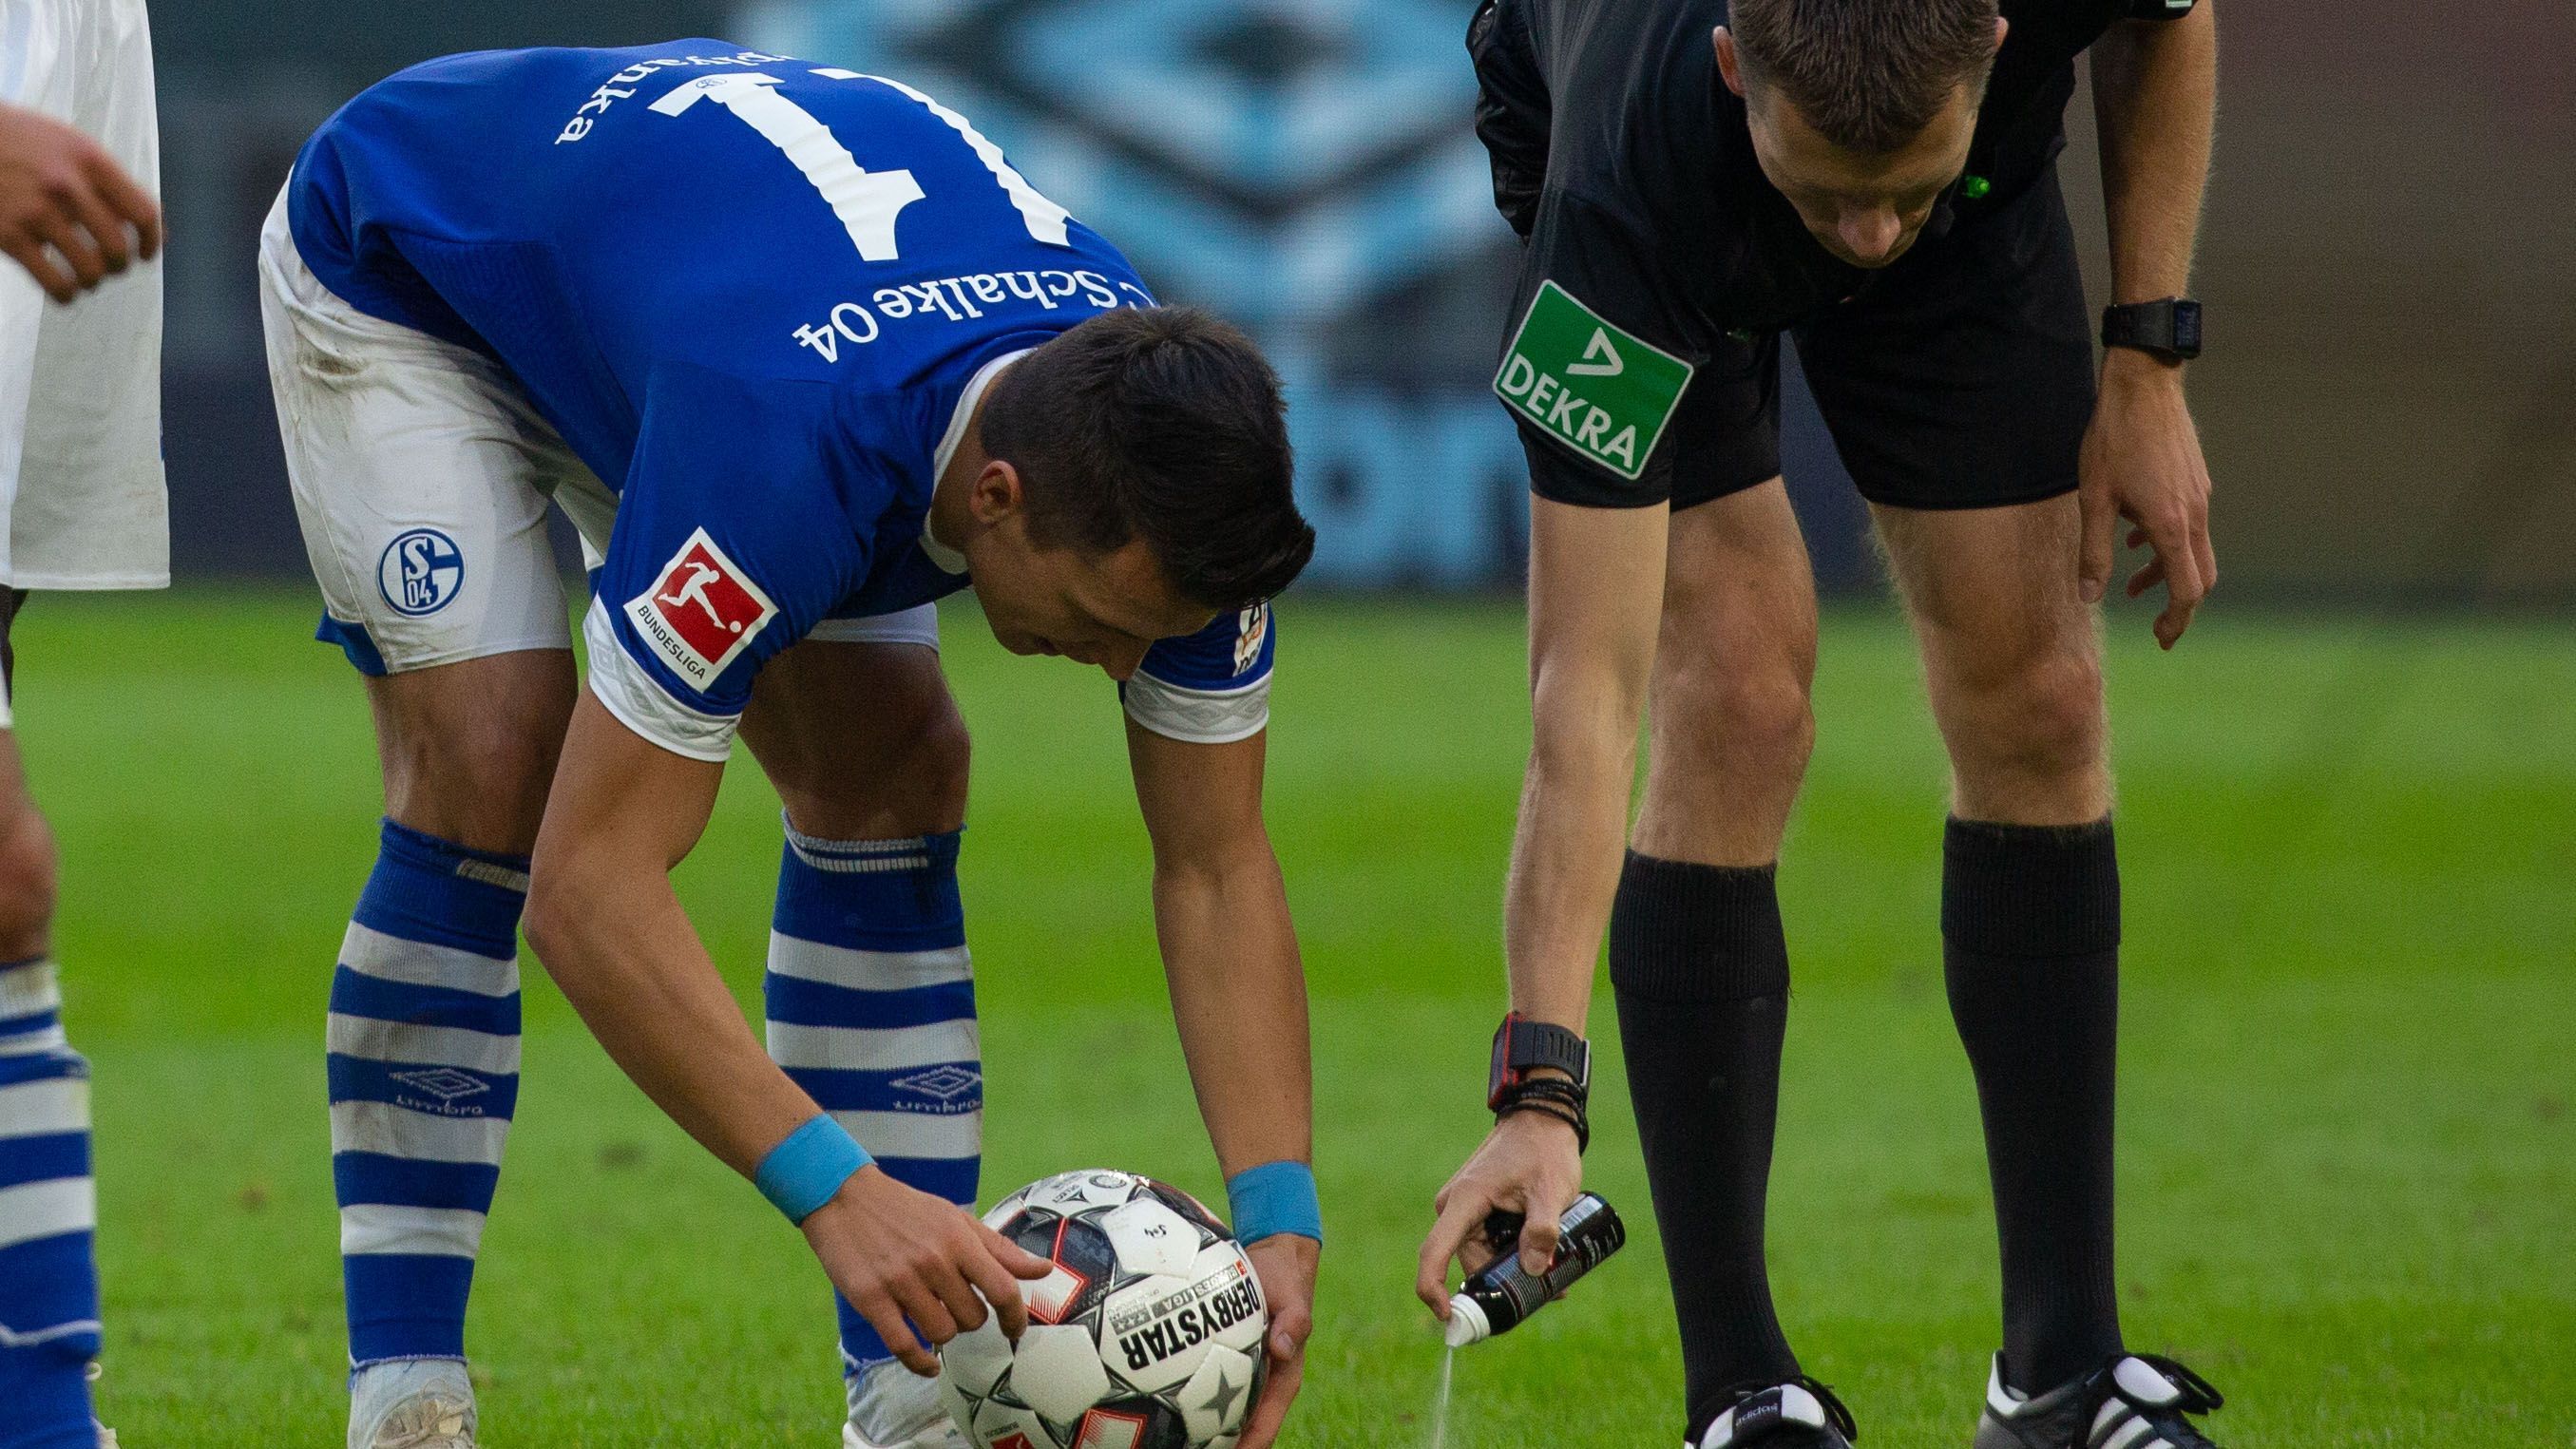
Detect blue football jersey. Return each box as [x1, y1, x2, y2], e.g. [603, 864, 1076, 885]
[286, 40, 1276, 757]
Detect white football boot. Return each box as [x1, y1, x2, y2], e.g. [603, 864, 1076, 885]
[1973, 1352, 2225, 1449]
[843, 1357, 968, 1449]
[1693, 1378, 1859, 1449]
[348, 1359, 477, 1449]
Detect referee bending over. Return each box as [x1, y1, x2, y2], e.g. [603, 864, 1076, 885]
[1421, 2, 2229, 1446]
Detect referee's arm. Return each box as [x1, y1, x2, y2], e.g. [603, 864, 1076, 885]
[1419, 495, 1667, 1305]
[2080, 1, 2221, 646]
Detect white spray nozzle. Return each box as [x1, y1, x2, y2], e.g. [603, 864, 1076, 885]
[1442, 1294, 1490, 1347]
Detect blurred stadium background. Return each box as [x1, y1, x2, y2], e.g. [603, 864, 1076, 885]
[22, 2, 2574, 1444]
[146, 0, 2576, 601]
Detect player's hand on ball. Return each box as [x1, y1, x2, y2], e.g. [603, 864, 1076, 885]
[800, 1166, 1055, 1376]
[0, 102, 161, 303]
[2079, 349, 2216, 650]
[1417, 1110, 1582, 1318]
[1234, 1232, 1318, 1449]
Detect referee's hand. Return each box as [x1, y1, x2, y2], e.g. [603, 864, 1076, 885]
[2080, 349, 2215, 649]
[0, 101, 162, 304]
[1418, 1110, 1582, 1317]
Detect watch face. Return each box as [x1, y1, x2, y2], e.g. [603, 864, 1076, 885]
[2172, 303, 2203, 353]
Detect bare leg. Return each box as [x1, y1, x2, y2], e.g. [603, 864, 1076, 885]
[365, 650, 579, 853]
[1875, 496, 2108, 826]
[1631, 480, 1821, 866]
[740, 639, 969, 841]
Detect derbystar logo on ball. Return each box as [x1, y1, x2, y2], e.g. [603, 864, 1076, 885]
[625, 528, 778, 688]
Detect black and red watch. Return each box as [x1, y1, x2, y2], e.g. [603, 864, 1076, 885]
[1486, 1013, 1592, 1109]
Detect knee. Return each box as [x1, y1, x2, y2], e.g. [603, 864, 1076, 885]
[382, 705, 566, 854]
[0, 807, 59, 958]
[780, 706, 972, 840]
[1952, 648, 2106, 787]
[1657, 660, 1816, 787]
[893, 708, 973, 828]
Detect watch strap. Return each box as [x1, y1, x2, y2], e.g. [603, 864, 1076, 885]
[1487, 1013, 1592, 1108]
[2101, 298, 2202, 361]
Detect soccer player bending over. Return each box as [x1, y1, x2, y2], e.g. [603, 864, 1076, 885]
[261, 44, 1318, 1449]
[1425, 1, 2226, 1447]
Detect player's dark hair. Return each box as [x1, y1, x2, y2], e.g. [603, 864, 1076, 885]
[1728, 0, 2001, 153]
[983, 307, 1312, 612]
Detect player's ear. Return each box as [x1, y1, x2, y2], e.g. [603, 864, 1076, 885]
[1993, 16, 2009, 54]
[967, 458, 1026, 525]
[1712, 27, 1746, 96]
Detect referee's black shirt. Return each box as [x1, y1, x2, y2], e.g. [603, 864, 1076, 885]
[1474, 0, 2132, 335]
[1473, 0, 2163, 507]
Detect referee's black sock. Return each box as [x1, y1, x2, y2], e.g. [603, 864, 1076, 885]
[1610, 850, 1801, 1433]
[1942, 816, 2125, 1395]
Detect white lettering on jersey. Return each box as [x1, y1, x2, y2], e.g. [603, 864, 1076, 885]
[788, 270, 1151, 366]
[817, 70, 1073, 248]
[613, 65, 1076, 267]
[555, 52, 792, 143]
[652, 72, 925, 262]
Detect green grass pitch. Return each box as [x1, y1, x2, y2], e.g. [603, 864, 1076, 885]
[17, 589, 2575, 1446]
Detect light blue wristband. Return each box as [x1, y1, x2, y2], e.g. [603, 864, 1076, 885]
[755, 1115, 871, 1224]
[1226, 1160, 1323, 1246]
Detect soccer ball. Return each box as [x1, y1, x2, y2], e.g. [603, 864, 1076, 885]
[939, 1170, 1269, 1449]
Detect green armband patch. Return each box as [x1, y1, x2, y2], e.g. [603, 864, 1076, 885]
[1494, 280, 1694, 482]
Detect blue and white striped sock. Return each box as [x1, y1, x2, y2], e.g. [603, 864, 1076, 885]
[327, 820, 526, 1367]
[766, 823, 982, 1379]
[0, 958, 100, 1449]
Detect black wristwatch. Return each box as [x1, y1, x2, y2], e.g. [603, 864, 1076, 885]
[2101, 298, 2203, 362]
[1486, 1013, 1591, 1109]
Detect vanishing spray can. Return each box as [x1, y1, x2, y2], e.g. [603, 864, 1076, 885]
[1443, 1193, 1627, 1346]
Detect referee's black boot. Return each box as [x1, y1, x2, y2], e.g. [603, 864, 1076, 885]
[1692, 1378, 1858, 1449]
[1973, 1352, 2225, 1449]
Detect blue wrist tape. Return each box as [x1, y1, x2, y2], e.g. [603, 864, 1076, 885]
[755, 1115, 871, 1224]
[1226, 1160, 1323, 1246]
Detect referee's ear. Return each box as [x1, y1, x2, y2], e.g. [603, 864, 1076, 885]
[1992, 15, 2010, 56]
[1712, 26, 1746, 98]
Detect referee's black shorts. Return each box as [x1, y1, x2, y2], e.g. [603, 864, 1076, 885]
[1581, 169, 2100, 515]
[1469, 0, 2101, 517]
[1535, 163, 2102, 512]
[1780, 169, 2098, 513]
[1483, 0, 2102, 514]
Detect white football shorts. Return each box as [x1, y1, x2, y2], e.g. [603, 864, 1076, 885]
[0, 0, 169, 727]
[257, 190, 935, 686]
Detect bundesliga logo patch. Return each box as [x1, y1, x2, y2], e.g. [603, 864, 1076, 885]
[624, 528, 778, 688]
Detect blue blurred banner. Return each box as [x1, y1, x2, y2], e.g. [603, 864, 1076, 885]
[737, 0, 1875, 591]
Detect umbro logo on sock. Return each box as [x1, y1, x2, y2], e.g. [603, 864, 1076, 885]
[889, 1064, 983, 1106]
[390, 1067, 493, 1106]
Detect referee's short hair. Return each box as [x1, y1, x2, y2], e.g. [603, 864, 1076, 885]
[1729, 0, 2002, 153]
